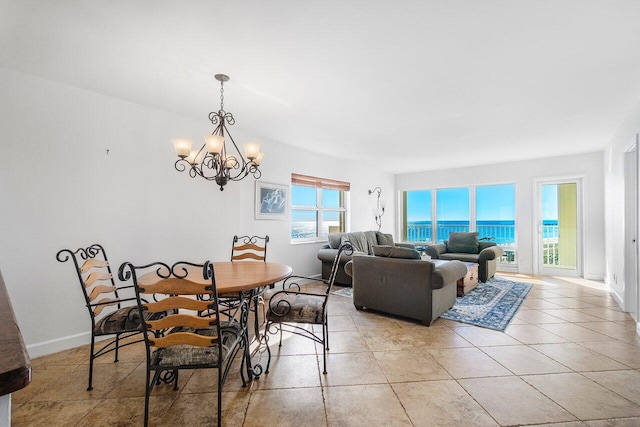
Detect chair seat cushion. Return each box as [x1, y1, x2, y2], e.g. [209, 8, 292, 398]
[150, 324, 243, 368]
[267, 293, 325, 324]
[94, 306, 159, 335]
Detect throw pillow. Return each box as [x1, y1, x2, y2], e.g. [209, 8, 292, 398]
[447, 232, 479, 254]
[372, 245, 421, 259]
[375, 231, 395, 246]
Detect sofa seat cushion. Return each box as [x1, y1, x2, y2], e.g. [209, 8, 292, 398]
[372, 245, 421, 259]
[440, 252, 480, 263]
[447, 232, 479, 254]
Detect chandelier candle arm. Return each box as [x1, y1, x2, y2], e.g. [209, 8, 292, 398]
[171, 73, 263, 191]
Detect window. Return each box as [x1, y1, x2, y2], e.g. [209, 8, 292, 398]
[403, 190, 432, 242]
[402, 183, 516, 265]
[476, 184, 516, 263]
[291, 174, 349, 242]
[436, 187, 470, 242]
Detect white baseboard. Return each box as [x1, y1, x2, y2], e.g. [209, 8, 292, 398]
[637, 322, 640, 338]
[26, 331, 94, 359]
[610, 289, 625, 310]
[584, 273, 605, 281]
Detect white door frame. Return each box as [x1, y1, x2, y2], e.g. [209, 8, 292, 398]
[624, 143, 638, 319]
[534, 176, 584, 277]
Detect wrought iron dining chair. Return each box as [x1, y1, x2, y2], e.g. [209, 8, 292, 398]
[118, 260, 246, 427]
[218, 235, 270, 329]
[230, 235, 269, 262]
[265, 240, 353, 374]
[56, 244, 160, 391]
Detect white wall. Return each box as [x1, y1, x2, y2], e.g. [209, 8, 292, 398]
[395, 152, 605, 279]
[604, 100, 640, 308]
[0, 67, 394, 357]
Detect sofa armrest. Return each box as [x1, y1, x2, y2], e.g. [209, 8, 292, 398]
[395, 242, 416, 249]
[321, 243, 331, 250]
[479, 245, 504, 262]
[431, 260, 467, 289]
[426, 243, 447, 259]
[318, 248, 364, 263]
[317, 248, 337, 262]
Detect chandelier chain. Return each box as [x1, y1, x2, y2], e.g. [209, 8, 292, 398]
[220, 80, 224, 111]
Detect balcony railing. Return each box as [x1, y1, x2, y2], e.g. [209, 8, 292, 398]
[542, 224, 559, 266]
[406, 223, 515, 245]
[406, 223, 560, 267]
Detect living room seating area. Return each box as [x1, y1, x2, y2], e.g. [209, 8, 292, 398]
[426, 232, 504, 282]
[317, 230, 415, 286]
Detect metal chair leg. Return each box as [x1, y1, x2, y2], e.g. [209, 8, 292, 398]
[88, 335, 96, 391]
[322, 324, 328, 374]
[218, 364, 223, 426]
[265, 321, 273, 374]
[325, 316, 330, 350]
[114, 333, 120, 362]
[173, 370, 179, 390]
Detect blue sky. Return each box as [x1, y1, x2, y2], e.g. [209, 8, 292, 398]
[541, 184, 558, 220]
[291, 183, 559, 223]
[407, 184, 519, 222]
[291, 187, 341, 221]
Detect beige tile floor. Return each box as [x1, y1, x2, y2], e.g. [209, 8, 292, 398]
[11, 273, 640, 426]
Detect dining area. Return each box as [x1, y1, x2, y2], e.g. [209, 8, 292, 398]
[47, 236, 351, 426]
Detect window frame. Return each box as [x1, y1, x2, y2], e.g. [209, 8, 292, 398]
[290, 174, 350, 243]
[401, 182, 517, 266]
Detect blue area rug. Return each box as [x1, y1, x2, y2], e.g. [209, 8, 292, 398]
[441, 277, 532, 331]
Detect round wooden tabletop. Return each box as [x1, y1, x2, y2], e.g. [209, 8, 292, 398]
[212, 261, 292, 293]
[137, 261, 292, 293]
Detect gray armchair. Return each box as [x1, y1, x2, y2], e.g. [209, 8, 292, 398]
[350, 252, 467, 325]
[425, 232, 503, 282]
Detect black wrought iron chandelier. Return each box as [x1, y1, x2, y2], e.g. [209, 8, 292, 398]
[172, 74, 263, 191]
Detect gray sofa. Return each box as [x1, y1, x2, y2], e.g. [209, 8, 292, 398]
[348, 246, 468, 325]
[425, 232, 504, 282]
[317, 231, 415, 286]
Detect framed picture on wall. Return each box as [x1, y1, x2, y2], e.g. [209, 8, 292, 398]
[255, 181, 289, 220]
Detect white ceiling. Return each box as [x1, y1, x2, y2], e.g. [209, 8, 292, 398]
[2, 1, 640, 173]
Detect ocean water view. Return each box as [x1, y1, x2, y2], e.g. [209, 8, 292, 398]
[292, 219, 560, 247]
[406, 220, 559, 245]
